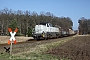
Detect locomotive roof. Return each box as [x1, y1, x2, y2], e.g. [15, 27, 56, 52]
[39, 22, 47, 25]
[39, 22, 53, 27]
[39, 22, 51, 25]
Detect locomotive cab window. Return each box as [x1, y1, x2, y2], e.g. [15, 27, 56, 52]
[47, 24, 49, 27]
[49, 23, 53, 27]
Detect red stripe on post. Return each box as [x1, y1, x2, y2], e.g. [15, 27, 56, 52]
[14, 28, 18, 32]
[7, 40, 11, 44]
[14, 40, 17, 44]
[8, 28, 12, 32]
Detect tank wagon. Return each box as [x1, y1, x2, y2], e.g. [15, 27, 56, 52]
[32, 23, 75, 40]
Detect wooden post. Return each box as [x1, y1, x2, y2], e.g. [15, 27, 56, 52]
[10, 41, 12, 55]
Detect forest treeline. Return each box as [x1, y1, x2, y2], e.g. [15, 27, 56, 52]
[78, 17, 90, 35]
[0, 8, 73, 36]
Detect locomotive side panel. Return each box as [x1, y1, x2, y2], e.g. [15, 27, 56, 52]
[32, 23, 61, 40]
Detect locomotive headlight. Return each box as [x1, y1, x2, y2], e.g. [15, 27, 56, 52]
[35, 34, 36, 36]
[42, 31, 45, 37]
[32, 33, 33, 34]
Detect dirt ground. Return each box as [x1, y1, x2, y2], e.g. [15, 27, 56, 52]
[0, 36, 33, 44]
[47, 35, 90, 60]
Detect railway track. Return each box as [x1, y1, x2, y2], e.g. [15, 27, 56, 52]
[0, 36, 75, 55]
[0, 36, 68, 46]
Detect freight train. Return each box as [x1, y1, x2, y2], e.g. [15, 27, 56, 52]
[32, 23, 75, 40]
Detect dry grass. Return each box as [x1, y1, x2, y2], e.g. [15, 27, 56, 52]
[0, 36, 33, 44]
[0, 35, 77, 60]
[13, 36, 76, 56]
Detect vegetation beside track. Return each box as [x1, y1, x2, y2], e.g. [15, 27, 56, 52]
[0, 35, 77, 60]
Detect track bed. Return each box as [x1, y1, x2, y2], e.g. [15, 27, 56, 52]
[0, 36, 72, 55]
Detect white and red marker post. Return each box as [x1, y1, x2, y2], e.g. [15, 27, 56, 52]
[7, 28, 18, 55]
